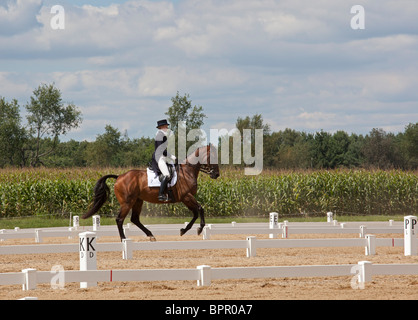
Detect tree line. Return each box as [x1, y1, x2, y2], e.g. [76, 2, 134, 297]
[1, 84, 418, 170]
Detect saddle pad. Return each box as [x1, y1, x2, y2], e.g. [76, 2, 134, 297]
[147, 168, 177, 188]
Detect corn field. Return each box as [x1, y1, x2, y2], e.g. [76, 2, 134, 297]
[0, 167, 417, 218]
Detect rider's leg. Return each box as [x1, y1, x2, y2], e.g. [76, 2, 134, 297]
[158, 157, 171, 202]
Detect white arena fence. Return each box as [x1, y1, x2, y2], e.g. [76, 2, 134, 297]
[0, 215, 405, 243]
[0, 213, 415, 258]
[0, 235, 409, 258]
[0, 215, 417, 292]
[1, 261, 418, 290]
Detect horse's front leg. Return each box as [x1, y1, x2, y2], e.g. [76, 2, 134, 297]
[180, 194, 204, 236]
[196, 204, 205, 236]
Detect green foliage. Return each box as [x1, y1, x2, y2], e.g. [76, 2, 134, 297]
[165, 91, 207, 135]
[26, 83, 82, 167]
[165, 91, 207, 154]
[2, 84, 418, 171]
[0, 97, 26, 167]
[1, 168, 417, 219]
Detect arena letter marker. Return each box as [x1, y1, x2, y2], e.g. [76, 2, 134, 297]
[79, 231, 97, 288]
[92, 215, 100, 231]
[269, 212, 279, 238]
[404, 215, 417, 256]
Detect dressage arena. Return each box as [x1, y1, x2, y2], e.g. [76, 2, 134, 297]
[1, 214, 418, 300]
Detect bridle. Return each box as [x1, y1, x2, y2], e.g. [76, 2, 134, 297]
[181, 162, 216, 175]
[198, 163, 216, 175]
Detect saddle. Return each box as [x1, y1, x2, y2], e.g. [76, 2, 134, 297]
[146, 163, 178, 188]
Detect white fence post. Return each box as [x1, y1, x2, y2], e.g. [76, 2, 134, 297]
[123, 225, 130, 238]
[73, 216, 79, 229]
[365, 234, 376, 256]
[359, 225, 367, 238]
[22, 268, 37, 291]
[197, 265, 211, 287]
[92, 215, 100, 231]
[327, 212, 333, 223]
[404, 215, 417, 256]
[358, 261, 372, 284]
[79, 231, 97, 288]
[68, 227, 75, 239]
[122, 238, 133, 260]
[202, 226, 211, 240]
[35, 229, 42, 243]
[282, 225, 288, 238]
[269, 212, 279, 239]
[246, 236, 257, 257]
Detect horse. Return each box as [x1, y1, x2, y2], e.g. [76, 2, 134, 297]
[82, 144, 220, 241]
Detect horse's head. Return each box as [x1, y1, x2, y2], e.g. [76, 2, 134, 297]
[205, 144, 220, 179]
[190, 144, 220, 179]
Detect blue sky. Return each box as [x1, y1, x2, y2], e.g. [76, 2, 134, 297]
[0, 0, 417, 141]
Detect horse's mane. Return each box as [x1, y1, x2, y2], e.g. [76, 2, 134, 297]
[184, 144, 217, 165]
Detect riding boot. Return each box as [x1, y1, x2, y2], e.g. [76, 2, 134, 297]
[158, 176, 170, 202]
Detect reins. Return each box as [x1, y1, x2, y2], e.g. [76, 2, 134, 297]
[172, 145, 218, 201]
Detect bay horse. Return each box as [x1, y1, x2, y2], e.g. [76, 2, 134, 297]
[82, 144, 220, 241]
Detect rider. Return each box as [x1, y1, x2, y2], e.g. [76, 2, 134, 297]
[152, 119, 177, 202]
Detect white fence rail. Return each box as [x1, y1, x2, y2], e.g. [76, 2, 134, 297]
[0, 235, 408, 258]
[1, 261, 418, 290]
[0, 221, 404, 243]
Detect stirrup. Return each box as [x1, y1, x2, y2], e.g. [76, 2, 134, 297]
[158, 194, 170, 202]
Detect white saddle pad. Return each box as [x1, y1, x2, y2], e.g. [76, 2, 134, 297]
[147, 168, 177, 188]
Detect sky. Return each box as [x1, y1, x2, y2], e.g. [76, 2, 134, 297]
[0, 0, 417, 141]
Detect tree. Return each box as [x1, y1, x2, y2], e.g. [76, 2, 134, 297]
[309, 130, 332, 168]
[235, 114, 271, 137]
[86, 125, 121, 167]
[165, 92, 206, 157]
[0, 97, 27, 167]
[362, 128, 402, 169]
[402, 123, 418, 169]
[344, 133, 365, 168]
[275, 130, 311, 169]
[231, 114, 269, 170]
[328, 131, 351, 168]
[121, 136, 154, 167]
[25, 83, 82, 166]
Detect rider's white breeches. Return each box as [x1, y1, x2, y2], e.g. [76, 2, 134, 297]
[158, 157, 171, 178]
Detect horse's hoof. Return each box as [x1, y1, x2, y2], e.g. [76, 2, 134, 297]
[149, 236, 156, 242]
[180, 228, 186, 236]
[197, 227, 203, 236]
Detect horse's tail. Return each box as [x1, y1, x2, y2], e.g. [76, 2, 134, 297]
[82, 174, 119, 219]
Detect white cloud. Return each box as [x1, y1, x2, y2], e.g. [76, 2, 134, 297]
[0, 0, 417, 140]
[137, 65, 249, 97]
[0, 0, 42, 35]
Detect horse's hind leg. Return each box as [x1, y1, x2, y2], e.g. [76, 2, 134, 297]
[131, 199, 156, 242]
[116, 203, 131, 241]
